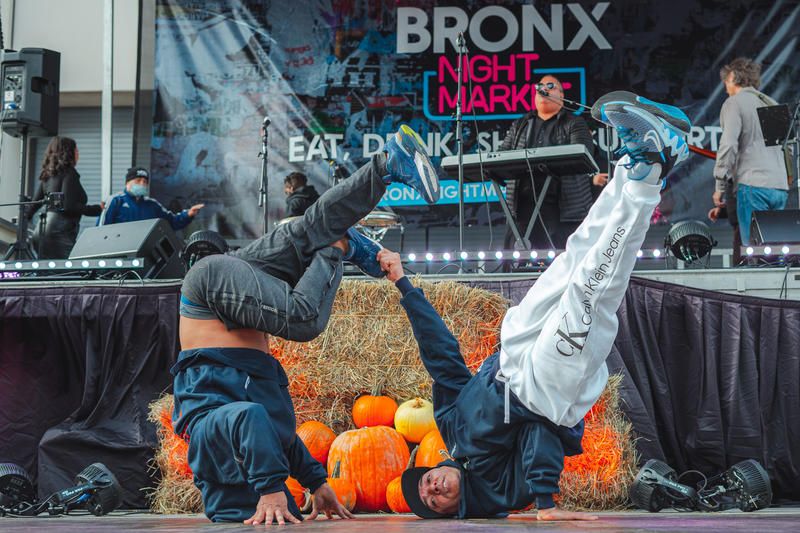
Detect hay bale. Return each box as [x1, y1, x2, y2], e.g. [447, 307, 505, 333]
[146, 394, 203, 513]
[147, 279, 637, 513]
[558, 374, 639, 511]
[270, 278, 508, 430]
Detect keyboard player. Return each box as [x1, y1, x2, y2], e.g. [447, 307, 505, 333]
[499, 75, 608, 249]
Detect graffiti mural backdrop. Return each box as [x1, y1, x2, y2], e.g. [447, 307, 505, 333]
[153, 0, 800, 241]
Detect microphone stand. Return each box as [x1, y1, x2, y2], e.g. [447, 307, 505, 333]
[781, 100, 800, 206]
[455, 32, 466, 254]
[258, 116, 271, 235]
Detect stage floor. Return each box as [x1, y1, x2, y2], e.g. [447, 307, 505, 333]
[2, 509, 800, 532]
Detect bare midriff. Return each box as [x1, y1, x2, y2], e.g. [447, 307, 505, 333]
[180, 316, 269, 353]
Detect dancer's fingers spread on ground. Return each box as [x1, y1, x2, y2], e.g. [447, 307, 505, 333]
[337, 504, 355, 519]
[283, 509, 301, 524]
[307, 508, 319, 521]
[244, 508, 265, 524]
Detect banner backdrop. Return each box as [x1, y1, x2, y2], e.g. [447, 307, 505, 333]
[153, 0, 800, 241]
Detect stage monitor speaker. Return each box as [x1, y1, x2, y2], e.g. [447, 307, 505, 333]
[750, 209, 800, 245]
[0, 48, 60, 137]
[69, 219, 185, 279]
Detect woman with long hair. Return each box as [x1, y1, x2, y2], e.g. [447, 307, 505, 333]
[25, 136, 103, 258]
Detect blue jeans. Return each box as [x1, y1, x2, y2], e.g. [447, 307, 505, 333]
[736, 184, 788, 245]
[181, 155, 387, 341]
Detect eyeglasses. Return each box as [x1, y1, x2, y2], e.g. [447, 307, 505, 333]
[539, 82, 557, 90]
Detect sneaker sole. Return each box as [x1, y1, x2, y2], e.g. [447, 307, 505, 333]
[592, 91, 691, 134]
[606, 105, 689, 161]
[398, 125, 440, 204]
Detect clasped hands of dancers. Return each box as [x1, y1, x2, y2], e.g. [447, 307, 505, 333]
[172, 95, 691, 524]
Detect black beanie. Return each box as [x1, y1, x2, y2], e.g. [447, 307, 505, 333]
[126, 167, 149, 182]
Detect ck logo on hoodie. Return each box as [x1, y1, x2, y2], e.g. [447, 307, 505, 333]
[555, 313, 589, 357]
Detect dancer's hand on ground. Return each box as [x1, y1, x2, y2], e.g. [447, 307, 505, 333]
[244, 491, 301, 526]
[377, 249, 404, 282]
[308, 483, 355, 521]
[536, 507, 598, 521]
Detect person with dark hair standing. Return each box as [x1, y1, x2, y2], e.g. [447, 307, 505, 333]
[713, 57, 791, 245]
[500, 75, 607, 250]
[283, 171, 320, 217]
[25, 136, 104, 258]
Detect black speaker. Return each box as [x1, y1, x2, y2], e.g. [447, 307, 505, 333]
[69, 219, 185, 279]
[750, 209, 800, 245]
[0, 48, 60, 137]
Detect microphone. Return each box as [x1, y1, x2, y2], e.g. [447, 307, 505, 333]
[262, 116, 271, 128]
[456, 31, 467, 52]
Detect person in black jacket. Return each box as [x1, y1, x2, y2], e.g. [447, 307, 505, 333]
[284, 172, 320, 217]
[25, 136, 103, 258]
[395, 95, 691, 520]
[500, 75, 607, 249]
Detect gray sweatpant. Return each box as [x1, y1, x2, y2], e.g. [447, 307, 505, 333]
[181, 155, 387, 341]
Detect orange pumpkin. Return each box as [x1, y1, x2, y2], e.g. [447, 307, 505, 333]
[415, 429, 449, 467]
[285, 476, 310, 510]
[386, 476, 411, 513]
[297, 420, 336, 467]
[326, 460, 357, 511]
[327, 426, 410, 512]
[352, 394, 398, 428]
[394, 398, 436, 443]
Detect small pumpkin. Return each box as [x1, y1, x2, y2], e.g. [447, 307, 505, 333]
[285, 476, 310, 510]
[326, 460, 357, 511]
[327, 426, 410, 512]
[394, 398, 436, 443]
[352, 393, 398, 428]
[297, 420, 336, 467]
[415, 429, 449, 467]
[386, 476, 411, 513]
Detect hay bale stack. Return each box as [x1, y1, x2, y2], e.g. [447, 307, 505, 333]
[269, 278, 507, 431]
[147, 394, 203, 513]
[147, 279, 637, 513]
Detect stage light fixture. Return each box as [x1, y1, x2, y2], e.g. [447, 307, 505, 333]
[636, 250, 644, 258]
[98, 260, 106, 267]
[408, 253, 416, 262]
[478, 251, 486, 260]
[530, 251, 538, 259]
[48, 261, 56, 268]
[664, 220, 717, 264]
[182, 230, 230, 270]
[782, 245, 790, 254]
[630, 458, 772, 513]
[494, 251, 503, 259]
[547, 250, 556, 259]
[425, 252, 433, 262]
[81, 260, 89, 268]
[460, 251, 468, 260]
[442, 252, 451, 261]
[746, 247, 754, 256]
[653, 249, 662, 258]
[0, 462, 121, 517]
[0, 262, 5, 269]
[15, 262, 22, 269]
[512, 250, 521, 259]
[764, 246, 772, 255]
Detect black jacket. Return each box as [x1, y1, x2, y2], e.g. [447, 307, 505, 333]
[285, 185, 320, 217]
[26, 167, 102, 221]
[500, 110, 596, 222]
[400, 284, 583, 518]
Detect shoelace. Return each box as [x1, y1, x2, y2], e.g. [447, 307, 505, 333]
[615, 126, 648, 168]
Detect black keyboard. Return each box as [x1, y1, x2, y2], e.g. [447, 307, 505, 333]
[440, 144, 599, 182]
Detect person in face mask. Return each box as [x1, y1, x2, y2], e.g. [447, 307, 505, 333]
[97, 167, 204, 229]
